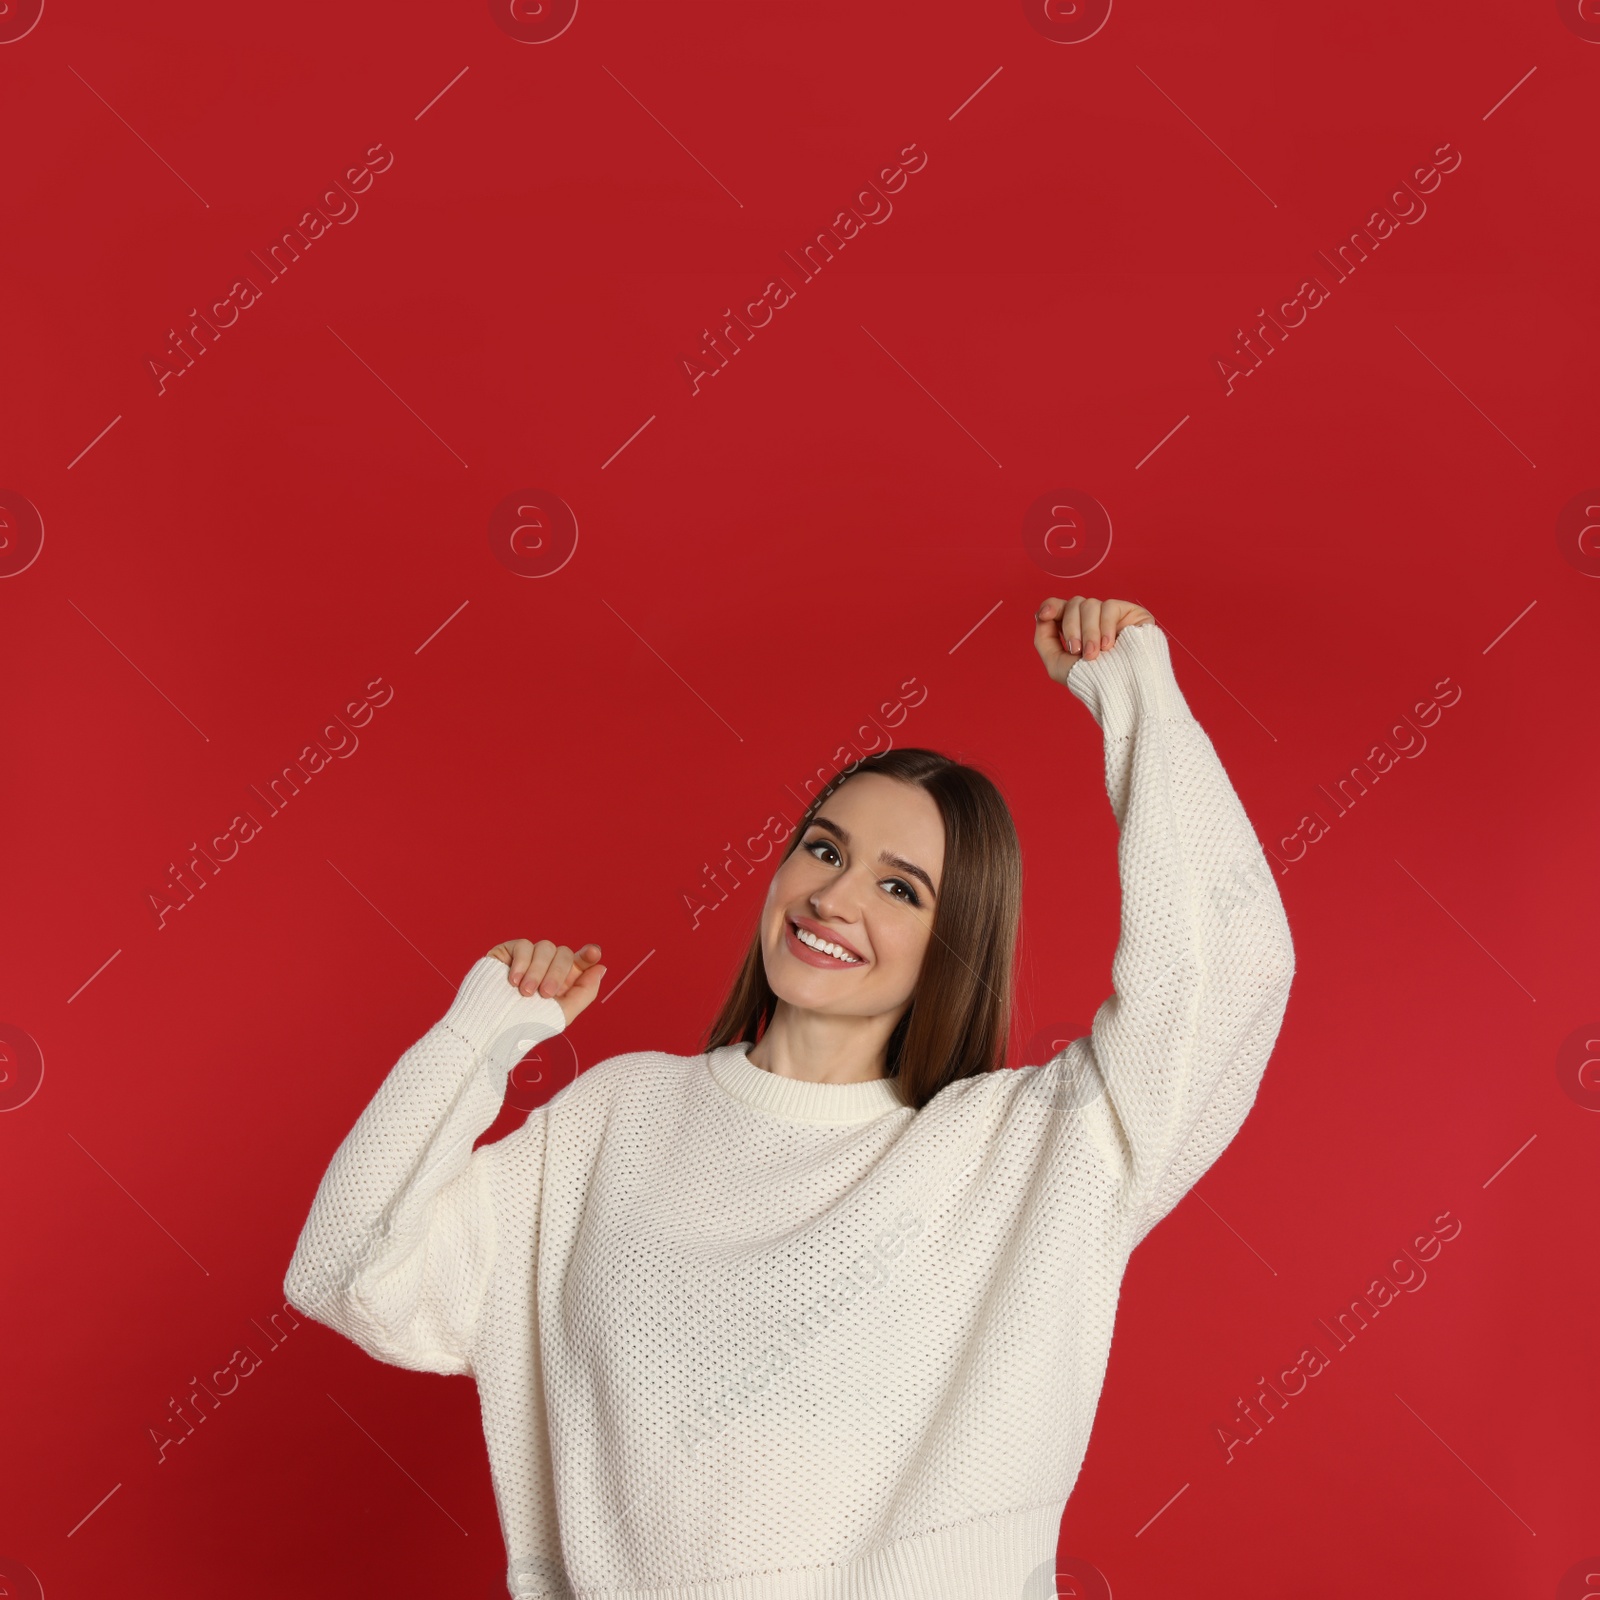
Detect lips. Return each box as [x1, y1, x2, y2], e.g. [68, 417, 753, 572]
[786, 914, 866, 966]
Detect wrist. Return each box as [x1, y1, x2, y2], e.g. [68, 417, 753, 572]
[1064, 622, 1194, 734]
[440, 956, 567, 1061]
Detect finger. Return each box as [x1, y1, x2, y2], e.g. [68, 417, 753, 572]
[1036, 595, 1092, 665]
[1079, 597, 1103, 660]
[1033, 597, 1070, 669]
[1098, 598, 1124, 653]
[1108, 598, 1142, 649]
[553, 945, 600, 995]
[567, 944, 603, 983]
[1107, 601, 1152, 648]
[487, 943, 511, 966]
[568, 961, 607, 996]
[564, 945, 599, 988]
[1061, 595, 1085, 656]
[560, 963, 608, 1023]
[1056, 595, 1081, 656]
[518, 939, 556, 997]
[539, 944, 576, 998]
[508, 938, 534, 987]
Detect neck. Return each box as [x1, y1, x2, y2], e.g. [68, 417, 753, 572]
[745, 999, 904, 1085]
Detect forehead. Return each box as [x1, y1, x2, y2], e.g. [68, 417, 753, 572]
[821, 773, 945, 873]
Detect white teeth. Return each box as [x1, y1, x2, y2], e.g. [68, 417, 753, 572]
[793, 923, 860, 963]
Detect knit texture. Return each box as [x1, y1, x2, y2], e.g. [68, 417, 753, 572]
[283, 621, 1296, 1599]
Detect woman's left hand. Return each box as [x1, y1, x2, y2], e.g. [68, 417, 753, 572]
[1033, 595, 1157, 684]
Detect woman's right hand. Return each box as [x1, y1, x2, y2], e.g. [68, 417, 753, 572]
[487, 938, 607, 1027]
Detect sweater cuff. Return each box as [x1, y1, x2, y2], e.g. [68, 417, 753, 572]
[1063, 621, 1195, 738]
[438, 955, 568, 1064]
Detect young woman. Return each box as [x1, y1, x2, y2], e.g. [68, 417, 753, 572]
[284, 595, 1296, 1600]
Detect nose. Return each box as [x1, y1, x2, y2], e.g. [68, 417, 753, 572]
[809, 867, 867, 921]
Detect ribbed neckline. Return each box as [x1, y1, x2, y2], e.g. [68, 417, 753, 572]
[707, 1041, 908, 1125]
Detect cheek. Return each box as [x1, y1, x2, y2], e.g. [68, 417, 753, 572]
[765, 860, 798, 907]
[769, 852, 821, 902]
[763, 863, 804, 928]
[878, 914, 932, 973]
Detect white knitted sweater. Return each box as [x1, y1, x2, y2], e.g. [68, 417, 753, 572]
[283, 622, 1295, 1600]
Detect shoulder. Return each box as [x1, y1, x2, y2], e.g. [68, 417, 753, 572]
[920, 1061, 1077, 1130]
[547, 1045, 704, 1114]
[484, 1048, 703, 1183]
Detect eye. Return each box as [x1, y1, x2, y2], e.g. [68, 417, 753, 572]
[803, 837, 921, 907]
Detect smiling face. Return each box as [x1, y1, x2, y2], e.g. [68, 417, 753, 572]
[760, 772, 946, 1024]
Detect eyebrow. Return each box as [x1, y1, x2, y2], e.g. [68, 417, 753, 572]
[804, 815, 938, 900]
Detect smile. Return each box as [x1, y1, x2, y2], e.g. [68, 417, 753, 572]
[785, 917, 865, 967]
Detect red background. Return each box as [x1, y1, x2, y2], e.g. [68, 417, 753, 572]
[3, 0, 1597, 1595]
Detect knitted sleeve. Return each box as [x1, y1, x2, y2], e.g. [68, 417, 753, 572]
[1050, 622, 1296, 1253]
[282, 956, 567, 1375]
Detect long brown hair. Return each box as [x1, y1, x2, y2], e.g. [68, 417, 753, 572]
[701, 748, 1023, 1112]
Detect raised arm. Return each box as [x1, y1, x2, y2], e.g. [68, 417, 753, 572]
[282, 957, 567, 1375]
[1043, 617, 1295, 1253]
